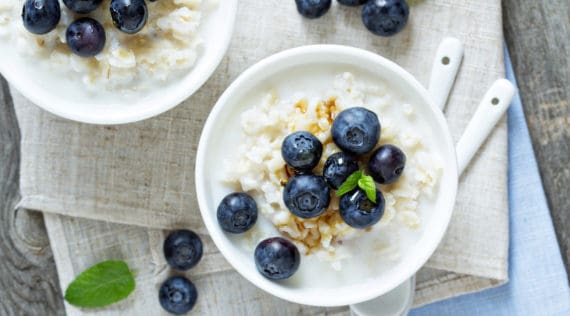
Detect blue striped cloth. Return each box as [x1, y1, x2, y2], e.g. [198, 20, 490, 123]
[410, 48, 570, 315]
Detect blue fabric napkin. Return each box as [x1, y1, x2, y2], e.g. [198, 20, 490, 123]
[410, 47, 570, 315]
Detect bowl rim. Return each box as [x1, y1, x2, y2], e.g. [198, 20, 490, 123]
[0, 0, 238, 125]
[195, 44, 458, 306]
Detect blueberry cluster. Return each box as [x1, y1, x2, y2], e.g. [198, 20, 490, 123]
[214, 107, 407, 282]
[295, 0, 410, 36]
[21, 0, 152, 57]
[283, 107, 406, 231]
[160, 230, 203, 314]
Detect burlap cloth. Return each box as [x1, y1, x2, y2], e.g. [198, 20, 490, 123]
[11, 0, 508, 314]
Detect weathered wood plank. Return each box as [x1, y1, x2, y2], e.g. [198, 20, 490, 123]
[503, 0, 570, 280]
[0, 75, 65, 315]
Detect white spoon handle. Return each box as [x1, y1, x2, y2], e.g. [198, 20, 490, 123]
[456, 79, 516, 175]
[428, 37, 464, 110]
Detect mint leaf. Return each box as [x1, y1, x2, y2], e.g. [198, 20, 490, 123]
[358, 175, 377, 203]
[336, 170, 363, 196]
[64, 260, 135, 308]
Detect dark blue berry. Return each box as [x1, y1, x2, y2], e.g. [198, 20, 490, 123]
[362, 0, 409, 36]
[340, 189, 385, 229]
[217, 192, 258, 234]
[295, 0, 331, 19]
[323, 152, 359, 189]
[163, 230, 203, 271]
[66, 18, 106, 58]
[283, 174, 330, 219]
[254, 237, 300, 280]
[159, 276, 197, 315]
[21, 0, 60, 35]
[338, 0, 367, 6]
[110, 0, 148, 34]
[331, 107, 381, 155]
[281, 131, 323, 172]
[368, 144, 406, 184]
[63, 0, 102, 14]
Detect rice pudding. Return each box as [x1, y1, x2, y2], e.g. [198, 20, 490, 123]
[0, 0, 215, 90]
[223, 70, 442, 284]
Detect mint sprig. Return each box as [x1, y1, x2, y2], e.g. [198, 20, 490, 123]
[336, 170, 377, 203]
[336, 170, 363, 196]
[358, 175, 377, 203]
[64, 260, 135, 308]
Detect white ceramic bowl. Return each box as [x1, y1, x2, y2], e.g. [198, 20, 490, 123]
[0, 0, 237, 124]
[195, 45, 458, 306]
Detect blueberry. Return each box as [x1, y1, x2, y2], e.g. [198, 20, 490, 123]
[158, 276, 197, 315]
[63, 0, 102, 14]
[21, 0, 60, 35]
[217, 192, 258, 234]
[368, 144, 406, 184]
[254, 237, 300, 280]
[163, 230, 203, 271]
[295, 0, 331, 19]
[323, 152, 359, 189]
[362, 0, 409, 36]
[338, 0, 367, 6]
[340, 189, 385, 229]
[110, 0, 148, 34]
[281, 131, 323, 172]
[283, 174, 330, 218]
[66, 18, 106, 58]
[331, 107, 380, 155]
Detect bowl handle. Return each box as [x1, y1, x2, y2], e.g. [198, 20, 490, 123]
[428, 37, 464, 110]
[456, 79, 516, 175]
[350, 277, 415, 316]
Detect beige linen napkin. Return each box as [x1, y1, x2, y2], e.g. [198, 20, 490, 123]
[12, 0, 508, 313]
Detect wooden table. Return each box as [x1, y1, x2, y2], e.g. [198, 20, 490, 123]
[1, 0, 568, 313]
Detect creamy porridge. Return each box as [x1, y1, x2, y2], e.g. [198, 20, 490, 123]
[223, 71, 442, 277]
[0, 0, 215, 90]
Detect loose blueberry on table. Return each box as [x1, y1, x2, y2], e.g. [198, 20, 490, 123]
[21, 0, 61, 35]
[63, 0, 103, 14]
[281, 131, 323, 172]
[340, 188, 385, 229]
[337, 0, 367, 6]
[362, 0, 410, 36]
[323, 152, 360, 189]
[217, 192, 258, 234]
[368, 144, 407, 184]
[163, 229, 203, 271]
[283, 173, 331, 218]
[66, 18, 106, 58]
[159, 276, 198, 315]
[254, 237, 301, 280]
[331, 107, 381, 155]
[295, 0, 332, 19]
[110, 0, 148, 34]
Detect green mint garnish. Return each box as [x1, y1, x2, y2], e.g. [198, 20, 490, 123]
[336, 170, 363, 196]
[358, 175, 377, 203]
[336, 170, 377, 203]
[64, 260, 135, 308]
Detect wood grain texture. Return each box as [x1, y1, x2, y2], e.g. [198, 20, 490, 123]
[0, 76, 65, 315]
[503, 0, 570, 280]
